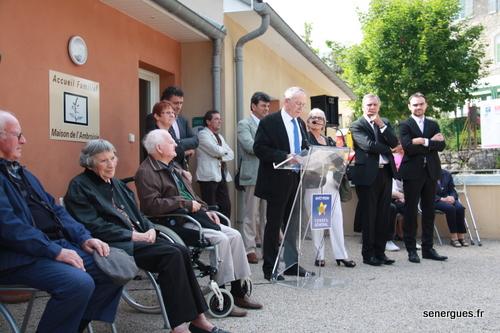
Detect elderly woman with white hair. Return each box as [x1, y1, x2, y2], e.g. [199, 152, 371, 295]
[64, 139, 230, 333]
[304, 108, 355, 268]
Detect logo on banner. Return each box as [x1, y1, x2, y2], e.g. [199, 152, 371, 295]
[311, 194, 332, 230]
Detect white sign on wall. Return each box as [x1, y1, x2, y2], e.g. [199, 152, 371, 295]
[479, 99, 500, 149]
[49, 70, 99, 142]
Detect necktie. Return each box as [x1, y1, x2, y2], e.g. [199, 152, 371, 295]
[419, 119, 424, 133]
[370, 121, 379, 142]
[291, 118, 301, 154]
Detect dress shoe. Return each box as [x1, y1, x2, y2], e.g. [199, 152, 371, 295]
[234, 295, 263, 309]
[336, 259, 356, 267]
[422, 248, 448, 261]
[314, 259, 325, 267]
[246, 252, 258, 264]
[376, 255, 395, 265]
[283, 264, 315, 277]
[228, 306, 247, 317]
[362, 257, 382, 266]
[408, 251, 420, 263]
[189, 323, 232, 333]
[385, 240, 400, 251]
[263, 272, 284, 281]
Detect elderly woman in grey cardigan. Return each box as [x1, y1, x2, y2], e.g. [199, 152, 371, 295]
[64, 139, 230, 333]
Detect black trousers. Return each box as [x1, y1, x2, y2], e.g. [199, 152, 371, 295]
[403, 173, 437, 252]
[355, 166, 392, 259]
[262, 172, 299, 275]
[198, 180, 231, 219]
[435, 200, 467, 234]
[133, 238, 208, 328]
[387, 200, 406, 240]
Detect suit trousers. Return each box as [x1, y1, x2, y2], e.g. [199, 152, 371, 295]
[242, 185, 267, 253]
[198, 180, 231, 219]
[355, 166, 392, 259]
[262, 172, 300, 275]
[133, 238, 208, 328]
[435, 200, 467, 234]
[184, 221, 251, 286]
[403, 172, 437, 252]
[0, 239, 122, 333]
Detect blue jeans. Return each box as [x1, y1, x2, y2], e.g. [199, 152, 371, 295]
[0, 239, 122, 333]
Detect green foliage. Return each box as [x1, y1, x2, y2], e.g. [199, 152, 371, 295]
[302, 22, 320, 55]
[496, 154, 500, 169]
[328, 0, 488, 122]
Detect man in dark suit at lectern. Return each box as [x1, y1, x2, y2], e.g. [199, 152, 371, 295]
[350, 94, 399, 266]
[399, 92, 447, 263]
[253, 86, 313, 281]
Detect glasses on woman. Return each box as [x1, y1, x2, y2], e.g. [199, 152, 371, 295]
[1, 131, 24, 140]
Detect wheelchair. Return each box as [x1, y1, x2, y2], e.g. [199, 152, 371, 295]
[120, 179, 249, 318]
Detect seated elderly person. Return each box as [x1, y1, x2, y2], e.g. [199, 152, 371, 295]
[0, 111, 122, 333]
[64, 139, 229, 333]
[435, 169, 469, 248]
[135, 129, 262, 316]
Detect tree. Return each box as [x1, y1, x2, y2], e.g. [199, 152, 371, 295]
[337, 0, 488, 121]
[302, 22, 320, 55]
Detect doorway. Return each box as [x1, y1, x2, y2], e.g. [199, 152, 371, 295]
[138, 69, 160, 161]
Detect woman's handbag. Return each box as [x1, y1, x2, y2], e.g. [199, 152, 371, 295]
[339, 175, 352, 202]
[93, 247, 139, 285]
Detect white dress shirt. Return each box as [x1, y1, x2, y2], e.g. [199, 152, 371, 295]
[281, 109, 302, 154]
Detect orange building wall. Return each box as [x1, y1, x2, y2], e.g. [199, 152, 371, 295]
[0, 0, 181, 197]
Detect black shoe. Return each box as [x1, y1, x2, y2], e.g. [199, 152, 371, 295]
[189, 323, 232, 333]
[408, 251, 420, 263]
[336, 259, 356, 268]
[376, 255, 395, 265]
[422, 248, 448, 261]
[263, 272, 284, 281]
[283, 264, 315, 277]
[362, 257, 383, 266]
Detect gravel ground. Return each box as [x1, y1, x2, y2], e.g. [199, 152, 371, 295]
[2, 235, 499, 333]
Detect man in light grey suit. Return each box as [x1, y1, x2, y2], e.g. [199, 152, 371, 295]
[196, 110, 234, 219]
[237, 92, 270, 264]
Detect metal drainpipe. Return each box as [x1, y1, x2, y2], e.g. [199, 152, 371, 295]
[234, 3, 270, 224]
[213, 38, 222, 111]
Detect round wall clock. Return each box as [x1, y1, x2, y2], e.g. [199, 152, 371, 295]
[68, 35, 88, 65]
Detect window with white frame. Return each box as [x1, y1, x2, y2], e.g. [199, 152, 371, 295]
[488, 0, 500, 13]
[458, 0, 474, 19]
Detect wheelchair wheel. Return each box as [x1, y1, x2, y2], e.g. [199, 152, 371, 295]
[122, 271, 163, 314]
[206, 288, 234, 318]
[122, 287, 161, 314]
[154, 224, 186, 246]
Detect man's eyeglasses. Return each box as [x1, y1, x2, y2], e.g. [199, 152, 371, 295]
[0, 131, 23, 140]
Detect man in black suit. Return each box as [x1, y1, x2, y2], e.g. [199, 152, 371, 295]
[254, 86, 313, 281]
[146, 86, 199, 169]
[399, 92, 447, 263]
[350, 94, 399, 266]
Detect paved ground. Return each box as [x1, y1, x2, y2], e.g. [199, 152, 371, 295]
[2, 235, 499, 333]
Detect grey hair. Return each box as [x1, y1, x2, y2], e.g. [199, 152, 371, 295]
[143, 129, 170, 154]
[284, 87, 306, 99]
[362, 93, 381, 106]
[308, 108, 326, 121]
[79, 139, 116, 168]
[0, 110, 16, 133]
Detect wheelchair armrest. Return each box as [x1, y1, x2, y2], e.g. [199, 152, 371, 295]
[149, 213, 205, 244]
[212, 211, 231, 227]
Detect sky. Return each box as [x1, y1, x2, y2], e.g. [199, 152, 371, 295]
[264, 0, 370, 54]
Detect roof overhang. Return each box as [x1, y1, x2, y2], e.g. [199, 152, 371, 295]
[101, 0, 226, 42]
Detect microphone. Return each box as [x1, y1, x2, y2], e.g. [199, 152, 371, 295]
[311, 120, 324, 125]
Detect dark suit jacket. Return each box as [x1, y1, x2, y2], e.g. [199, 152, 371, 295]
[65, 169, 155, 256]
[349, 117, 398, 186]
[253, 111, 309, 200]
[0, 160, 91, 271]
[398, 117, 445, 180]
